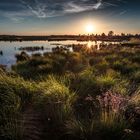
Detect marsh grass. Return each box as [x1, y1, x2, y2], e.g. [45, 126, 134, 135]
[65, 91, 131, 140]
[0, 71, 36, 106]
[0, 109, 23, 140]
[0, 70, 38, 140]
[15, 51, 29, 62]
[35, 76, 76, 128]
[1, 45, 139, 140]
[65, 109, 129, 140]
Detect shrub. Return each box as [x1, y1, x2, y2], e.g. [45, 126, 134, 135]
[37, 75, 76, 126]
[131, 55, 140, 63]
[0, 70, 36, 108]
[95, 59, 109, 74]
[131, 70, 140, 83]
[0, 71, 23, 140]
[65, 91, 131, 140]
[71, 69, 99, 96]
[96, 74, 116, 92]
[66, 52, 86, 73]
[105, 54, 119, 64]
[112, 79, 129, 95]
[15, 51, 29, 62]
[89, 57, 103, 66]
[130, 88, 140, 106]
[13, 57, 53, 79]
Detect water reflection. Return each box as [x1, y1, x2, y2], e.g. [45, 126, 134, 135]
[87, 41, 92, 49]
[0, 40, 119, 68]
[97, 45, 100, 50]
[87, 41, 100, 50]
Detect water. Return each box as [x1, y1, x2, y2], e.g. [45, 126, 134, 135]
[0, 40, 117, 68]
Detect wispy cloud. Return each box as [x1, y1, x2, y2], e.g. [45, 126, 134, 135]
[19, 0, 47, 18]
[0, 10, 32, 22]
[18, 0, 105, 18]
[119, 10, 127, 15]
[0, 0, 125, 20]
[93, 0, 102, 10]
[104, 2, 118, 7]
[64, 0, 103, 13]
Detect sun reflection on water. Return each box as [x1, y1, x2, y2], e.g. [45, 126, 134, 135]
[87, 41, 100, 50]
[87, 41, 92, 48]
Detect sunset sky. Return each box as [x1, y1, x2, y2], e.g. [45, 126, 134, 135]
[0, 0, 140, 35]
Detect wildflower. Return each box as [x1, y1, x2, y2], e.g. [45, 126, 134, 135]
[124, 129, 133, 134]
[85, 94, 93, 101]
[135, 107, 140, 114]
[48, 118, 51, 121]
[97, 91, 129, 113]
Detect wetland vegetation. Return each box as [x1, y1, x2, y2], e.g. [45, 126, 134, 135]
[0, 42, 140, 140]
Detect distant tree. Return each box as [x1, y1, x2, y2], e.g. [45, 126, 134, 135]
[108, 31, 114, 36]
[135, 34, 139, 37]
[101, 33, 106, 37]
[95, 34, 98, 37]
[121, 33, 125, 36]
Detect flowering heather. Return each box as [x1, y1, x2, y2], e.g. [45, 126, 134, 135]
[97, 91, 129, 113]
[85, 94, 94, 102]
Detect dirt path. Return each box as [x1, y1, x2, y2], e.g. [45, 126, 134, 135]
[22, 106, 45, 140]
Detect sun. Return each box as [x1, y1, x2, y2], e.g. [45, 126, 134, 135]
[85, 24, 95, 34]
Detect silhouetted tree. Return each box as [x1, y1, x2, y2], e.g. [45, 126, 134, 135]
[101, 33, 106, 37]
[108, 31, 114, 36]
[121, 33, 125, 36]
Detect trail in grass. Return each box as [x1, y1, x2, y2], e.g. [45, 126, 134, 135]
[22, 105, 45, 140]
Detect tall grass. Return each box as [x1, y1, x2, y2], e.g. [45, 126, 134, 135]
[1, 45, 139, 140]
[0, 70, 36, 106]
[65, 91, 131, 140]
[0, 69, 37, 140]
[32, 75, 76, 139]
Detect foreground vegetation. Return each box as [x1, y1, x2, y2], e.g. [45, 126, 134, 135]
[0, 44, 140, 140]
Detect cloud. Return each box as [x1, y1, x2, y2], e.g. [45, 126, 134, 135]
[19, 0, 47, 18]
[64, 0, 103, 13]
[103, 2, 118, 7]
[0, 10, 33, 22]
[18, 0, 106, 18]
[93, 0, 102, 10]
[0, 0, 125, 20]
[119, 10, 127, 15]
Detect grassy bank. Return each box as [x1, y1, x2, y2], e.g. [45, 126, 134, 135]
[0, 44, 140, 140]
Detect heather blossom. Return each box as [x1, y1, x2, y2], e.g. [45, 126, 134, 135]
[97, 91, 129, 113]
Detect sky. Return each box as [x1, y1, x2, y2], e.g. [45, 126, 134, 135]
[0, 0, 140, 35]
